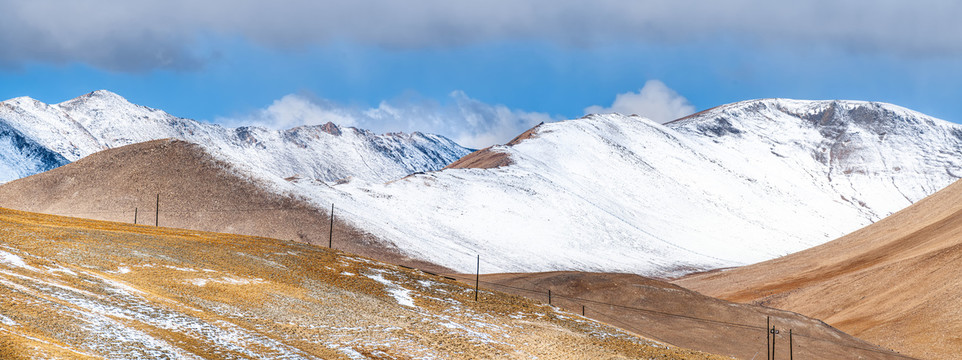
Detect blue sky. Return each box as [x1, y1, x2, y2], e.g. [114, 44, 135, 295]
[1, 1, 960, 148]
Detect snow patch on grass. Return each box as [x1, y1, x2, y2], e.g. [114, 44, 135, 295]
[163, 265, 199, 272]
[0, 250, 36, 271]
[188, 276, 265, 287]
[365, 271, 415, 307]
[334, 346, 367, 360]
[0, 314, 17, 326]
[46, 265, 78, 276]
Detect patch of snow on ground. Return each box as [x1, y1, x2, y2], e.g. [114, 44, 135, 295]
[0, 250, 36, 271]
[333, 346, 367, 360]
[46, 265, 78, 276]
[163, 265, 198, 272]
[365, 271, 416, 307]
[188, 276, 264, 287]
[98, 277, 147, 296]
[0, 314, 17, 326]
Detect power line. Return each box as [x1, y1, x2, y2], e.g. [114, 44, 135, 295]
[46, 207, 318, 215]
[19, 202, 916, 359]
[442, 272, 915, 359]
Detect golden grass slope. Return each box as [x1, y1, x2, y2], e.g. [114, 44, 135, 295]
[0, 207, 728, 359]
[676, 179, 962, 360]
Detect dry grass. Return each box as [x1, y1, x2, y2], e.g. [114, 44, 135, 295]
[0, 207, 728, 359]
[472, 272, 907, 360]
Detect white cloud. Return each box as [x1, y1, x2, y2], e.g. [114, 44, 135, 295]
[222, 91, 553, 149]
[585, 80, 695, 123]
[230, 94, 359, 129]
[0, 1, 959, 71]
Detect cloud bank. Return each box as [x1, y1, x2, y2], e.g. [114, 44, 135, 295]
[1, 1, 960, 71]
[585, 80, 696, 123]
[223, 92, 553, 149]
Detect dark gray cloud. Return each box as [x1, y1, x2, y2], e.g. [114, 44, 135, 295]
[1, 0, 960, 72]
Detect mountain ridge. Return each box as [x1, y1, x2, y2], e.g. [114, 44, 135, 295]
[0, 138, 452, 273]
[292, 100, 962, 276]
[0, 90, 472, 183]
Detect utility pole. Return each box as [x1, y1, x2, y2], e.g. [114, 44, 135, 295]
[154, 194, 159, 227]
[789, 329, 793, 360]
[548, 290, 552, 305]
[329, 203, 334, 248]
[474, 255, 480, 301]
[767, 317, 771, 360]
[134, 207, 138, 224]
[770, 326, 779, 360]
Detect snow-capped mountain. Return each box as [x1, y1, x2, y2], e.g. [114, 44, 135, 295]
[0, 90, 471, 183]
[4, 91, 961, 277]
[284, 99, 962, 276]
[0, 118, 70, 181]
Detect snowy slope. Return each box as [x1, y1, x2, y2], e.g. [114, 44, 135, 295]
[281, 99, 962, 277]
[0, 90, 471, 183]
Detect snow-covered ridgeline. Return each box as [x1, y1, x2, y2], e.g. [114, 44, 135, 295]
[281, 99, 962, 276]
[0, 90, 472, 183]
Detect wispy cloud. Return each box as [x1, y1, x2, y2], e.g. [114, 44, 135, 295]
[1, 1, 959, 71]
[221, 91, 554, 149]
[585, 80, 695, 123]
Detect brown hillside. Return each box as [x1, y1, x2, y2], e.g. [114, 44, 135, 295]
[676, 178, 962, 359]
[463, 271, 908, 360]
[444, 122, 543, 170]
[0, 139, 449, 273]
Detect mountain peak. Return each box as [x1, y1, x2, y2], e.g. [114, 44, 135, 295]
[58, 89, 133, 108]
[1, 96, 45, 107]
[666, 98, 949, 141]
[320, 121, 342, 136]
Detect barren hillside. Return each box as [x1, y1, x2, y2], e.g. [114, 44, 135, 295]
[0, 139, 447, 273]
[466, 272, 909, 360]
[676, 179, 962, 359]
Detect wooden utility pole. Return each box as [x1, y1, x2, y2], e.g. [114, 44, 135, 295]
[789, 329, 793, 360]
[134, 207, 138, 224]
[582, 305, 585, 316]
[154, 194, 159, 227]
[767, 317, 771, 360]
[548, 290, 552, 305]
[474, 255, 480, 301]
[329, 203, 334, 248]
[770, 326, 779, 360]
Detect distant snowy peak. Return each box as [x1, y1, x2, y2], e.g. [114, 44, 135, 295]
[0, 120, 70, 182]
[0, 90, 472, 183]
[668, 99, 962, 183]
[671, 99, 952, 136]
